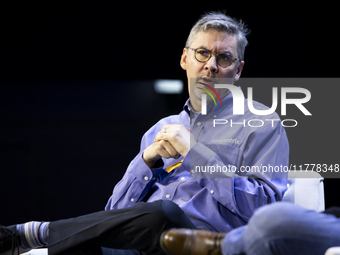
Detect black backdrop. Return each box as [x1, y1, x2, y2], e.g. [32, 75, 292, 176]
[1, 1, 339, 226]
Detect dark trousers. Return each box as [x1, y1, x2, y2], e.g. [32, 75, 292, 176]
[47, 200, 197, 255]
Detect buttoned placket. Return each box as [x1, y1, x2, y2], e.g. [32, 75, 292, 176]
[130, 173, 156, 204]
[191, 114, 208, 142]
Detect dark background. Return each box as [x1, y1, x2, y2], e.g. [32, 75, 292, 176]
[1, 1, 339, 225]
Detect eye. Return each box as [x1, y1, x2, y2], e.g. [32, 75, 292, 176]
[219, 53, 232, 61]
[196, 49, 210, 57]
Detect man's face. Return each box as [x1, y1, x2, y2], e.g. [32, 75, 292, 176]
[180, 29, 244, 111]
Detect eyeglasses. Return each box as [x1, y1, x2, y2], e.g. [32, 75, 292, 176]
[186, 47, 241, 68]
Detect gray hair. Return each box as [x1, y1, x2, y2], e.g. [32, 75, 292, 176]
[185, 11, 250, 60]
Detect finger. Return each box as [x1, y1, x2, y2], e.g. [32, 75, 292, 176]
[158, 124, 182, 138]
[158, 140, 179, 158]
[156, 140, 180, 159]
[159, 126, 172, 136]
[154, 144, 170, 159]
[155, 129, 165, 142]
[155, 127, 176, 142]
[154, 132, 169, 143]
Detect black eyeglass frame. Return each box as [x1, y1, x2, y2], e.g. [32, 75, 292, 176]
[186, 47, 242, 68]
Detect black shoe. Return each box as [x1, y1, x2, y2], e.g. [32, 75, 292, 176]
[0, 225, 20, 255]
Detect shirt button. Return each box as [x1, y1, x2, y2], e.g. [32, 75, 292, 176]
[191, 169, 195, 174]
[131, 198, 135, 202]
[214, 115, 217, 118]
[152, 177, 156, 181]
[144, 176, 149, 181]
[210, 190, 214, 194]
[197, 122, 202, 126]
[166, 194, 171, 199]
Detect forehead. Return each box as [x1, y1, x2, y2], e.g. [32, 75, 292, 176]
[190, 29, 238, 54]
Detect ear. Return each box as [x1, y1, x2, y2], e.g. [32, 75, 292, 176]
[234, 61, 245, 81]
[180, 48, 188, 70]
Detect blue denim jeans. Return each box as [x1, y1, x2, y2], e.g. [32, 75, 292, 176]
[222, 202, 340, 255]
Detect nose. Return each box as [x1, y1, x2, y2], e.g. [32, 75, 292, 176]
[204, 55, 218, 73]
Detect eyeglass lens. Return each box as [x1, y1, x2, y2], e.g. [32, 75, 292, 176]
[195, 48, 233, 68]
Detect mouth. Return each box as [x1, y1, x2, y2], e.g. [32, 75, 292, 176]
[197, 77, 216, 87]
[202, 77, 213, 83]
[195, 77, 223, 106]
[197, 77, 216, 92]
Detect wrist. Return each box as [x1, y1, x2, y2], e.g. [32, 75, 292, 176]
[143, 151, 161, 168]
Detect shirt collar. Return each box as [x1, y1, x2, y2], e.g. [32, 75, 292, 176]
[183, 98, 191, 116]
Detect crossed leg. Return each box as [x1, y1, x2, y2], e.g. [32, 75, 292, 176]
[47, 200, 196, 255]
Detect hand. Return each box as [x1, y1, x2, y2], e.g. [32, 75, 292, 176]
[143, 140, 181, 168]
[154, 124, 194, 158]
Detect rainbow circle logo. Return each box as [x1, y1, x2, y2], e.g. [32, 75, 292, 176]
[197, 83, 222, 106]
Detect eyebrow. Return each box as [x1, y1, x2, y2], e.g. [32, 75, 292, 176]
[197, 46, 232, 55]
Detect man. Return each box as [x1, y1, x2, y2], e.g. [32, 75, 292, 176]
[0, 11, 288, 255]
